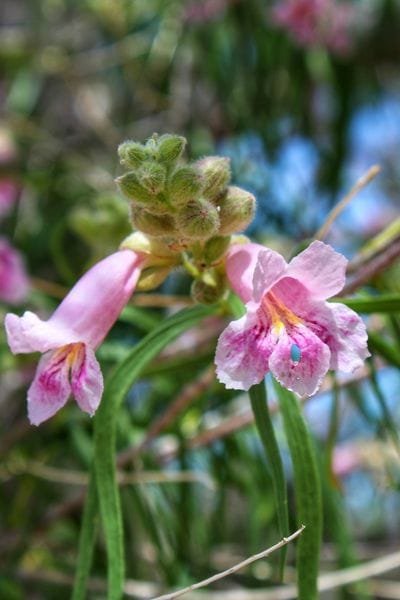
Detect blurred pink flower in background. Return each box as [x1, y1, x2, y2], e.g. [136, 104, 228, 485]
[0, 237, 29, 304]
[0, 179, 19, 220]
[215, 241, 369, 395]
[185, 0, 239, 24]
[271, 0, 358, 54]
[5, 249, 144, 425]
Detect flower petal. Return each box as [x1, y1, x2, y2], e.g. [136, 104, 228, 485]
[252, 248, 288, 303]
[27, 348, 71, 425]
[5, 311, 80, 354]
[50, 249, 144, 348]
[215, 308, 275, 391]
[5, 249, 144, 356]
[71, 345, 103, 416]
[287, 240, 347, 300]
[269, 325, 331, 397]
[226, 243, 266, 303]
[324, 302, 370, 372]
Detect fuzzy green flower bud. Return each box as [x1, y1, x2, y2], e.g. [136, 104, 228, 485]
[137, 266, 172, 291]
[157, 134, 186, 166]
[138, 162, 167, 195]
[118, 141, 149, 168]
[131, 206, 175, 237]
[177, 198, 219, 240]
[218, 186, 256, 235]
[120, 231, 179, 266]
[116, 172, 153, 203]
[167, 166, 204, 206]
[196, 156, 231, 201]
[203, 235, 231, 265]
[191, 277, 226, 304]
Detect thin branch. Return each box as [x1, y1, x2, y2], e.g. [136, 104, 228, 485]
[315, 165, 381, 241]
[150, 527, 305, 600]
[340, 235, 400, 296]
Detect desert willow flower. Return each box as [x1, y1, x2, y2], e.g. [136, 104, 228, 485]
[215, 241, 369, 395]
[5, 250, 144, 425]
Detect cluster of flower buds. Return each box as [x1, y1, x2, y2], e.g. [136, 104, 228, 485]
[116, 134, 256, 302]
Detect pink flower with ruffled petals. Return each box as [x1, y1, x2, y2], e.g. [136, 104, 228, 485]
[5, 249, 144, 425]
[215, 241, 369, 396]
[0, 237, 29, 304]
[271, 0, 357, 55]
[0, 179, 19, 220]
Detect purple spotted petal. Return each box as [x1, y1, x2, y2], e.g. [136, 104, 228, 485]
[215, 307, 275, 391]
[269, 325, 331, 397]
[27, 347, 71, 425]
[287, 240, 347, 300]
[71, 345, 103, 416]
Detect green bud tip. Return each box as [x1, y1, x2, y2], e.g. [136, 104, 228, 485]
[157, 134, 186, 165]
[191, 277, 226, 305]
[167, 166, 204, 206]
[118, 141, 149, 168]
[137, 161, 167, 195]
[177, 198, 220, 240]
[130, 206, 176, 237]
[195, 156, 231, 201]
[218, 186, 256, 235]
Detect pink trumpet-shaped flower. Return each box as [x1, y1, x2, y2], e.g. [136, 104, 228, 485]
[0, 237, 29, 304]
[216, 241, 369, 396]
[5, 250, 144, 425]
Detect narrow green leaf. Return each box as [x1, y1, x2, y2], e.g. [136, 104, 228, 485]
[368, 331, 400, 368]
[333, 294, 400, 314]
[274, 381, 322, 600]
[71, 471, 98, 600]
[94, 304, 215, 600]
[249, 381, 289, 579]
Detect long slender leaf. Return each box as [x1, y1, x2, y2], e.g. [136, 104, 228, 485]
[94, 305, 214, 600]
[249, 381, 289, 579]
[71, 471, 99, 600]
[274, 381, 322, 600]
[333, 294, 400, 314]
[368, 331, 400, 368]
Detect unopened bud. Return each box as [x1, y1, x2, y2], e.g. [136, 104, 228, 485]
[120, 232, 179, 266]
[191, 277, 226, 304]
[116, 172, 153, 203]
[157, 134, 186, 165]
[218, 186, 256, 235]
[177, 198, 219, 240]
[138, 162, 167, 195]
[196, 156, 231, 201]
[167, 166, 203, 206]
[118, 141, 149, 168]
[131, 207, 175, 237]
[203, 235, 231, 265]
[137, 266, 172, 291]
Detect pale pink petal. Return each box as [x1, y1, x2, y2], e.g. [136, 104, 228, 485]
[324, 303, 370, 372]
[269, 325, 331, 396]
[71, 345, 103, 416]
[5, 249, 144, 356]
[5, 311, 80, 354]
[0, 238, 29, 304]
[50, 249, 144, 348]
[287, 241, 347, 300]
[226, 243, 266, 303]
[27, 348, 71, 425]
[215, 307, 275, 391]
[252, 248, 288, 303]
